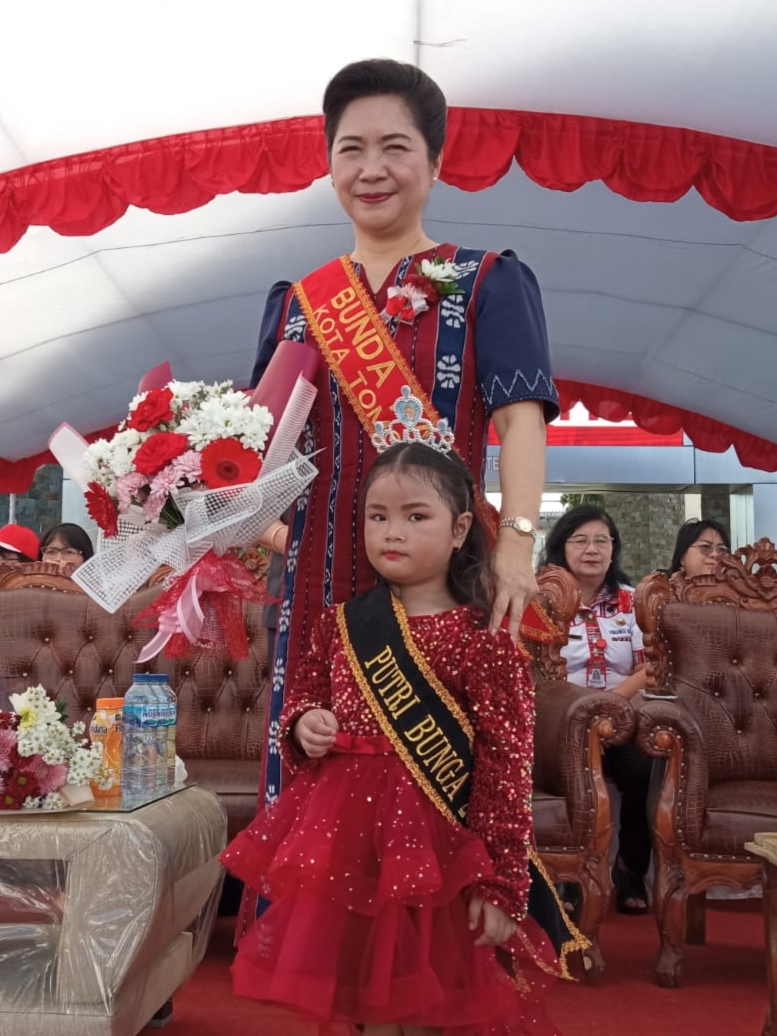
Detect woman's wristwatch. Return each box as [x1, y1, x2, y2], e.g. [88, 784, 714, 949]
[497, 516, 538, 542]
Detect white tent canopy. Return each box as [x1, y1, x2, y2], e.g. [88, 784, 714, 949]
[2, 0, 777, 489]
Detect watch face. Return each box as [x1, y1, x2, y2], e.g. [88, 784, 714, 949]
[516, 517, 534, 534]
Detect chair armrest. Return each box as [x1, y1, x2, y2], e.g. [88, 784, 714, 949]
[634, 697, 708, 848]
[534, 680, 636, 794]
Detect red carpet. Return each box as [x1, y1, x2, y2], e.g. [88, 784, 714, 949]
[146, 901, 767, 1036]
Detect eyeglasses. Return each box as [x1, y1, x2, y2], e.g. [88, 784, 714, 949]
[42, 547, 83, 560]
[690, 542, 728, 557]
[566, 535, 614, 550]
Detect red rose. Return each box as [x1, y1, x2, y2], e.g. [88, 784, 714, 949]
[127, 387, 175, 432]
[133, 432, 190, 477]
[200, 438, 262, 489]
[85, 481, 119, 537]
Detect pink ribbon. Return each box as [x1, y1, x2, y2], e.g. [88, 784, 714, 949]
[136, 566, 213, 662]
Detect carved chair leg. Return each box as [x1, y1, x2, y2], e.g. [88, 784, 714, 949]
[652, 856, 688, 988]
[575, 854, 613, 984]
[685, 891, 706, 945]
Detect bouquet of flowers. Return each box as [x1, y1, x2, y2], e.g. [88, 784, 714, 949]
[0, 686, 110, 811]
[82, 379, 275, 534]
[49, 358, 318, 661]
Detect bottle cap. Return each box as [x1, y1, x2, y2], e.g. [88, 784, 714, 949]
[95, 697, 124, 708]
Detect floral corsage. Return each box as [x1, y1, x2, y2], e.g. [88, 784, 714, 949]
[381, 257, 463, 324]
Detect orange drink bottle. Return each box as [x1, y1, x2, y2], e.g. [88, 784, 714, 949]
[89, 697, 124, 797]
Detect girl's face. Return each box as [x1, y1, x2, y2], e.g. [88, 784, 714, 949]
[41, 535, 85, 573]
[563, 519, 614, 587]
[364, 468, 471, 593]
[681, 528, 728, 577]
[329, 94, 440, 241]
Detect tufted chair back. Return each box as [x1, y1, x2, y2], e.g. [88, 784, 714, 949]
[634, 538, 777, 987]
[0, 567, 269, 840]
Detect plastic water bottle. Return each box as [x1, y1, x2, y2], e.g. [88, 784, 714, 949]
[121, 674, 160, 796]
[148, 675, 177, 788]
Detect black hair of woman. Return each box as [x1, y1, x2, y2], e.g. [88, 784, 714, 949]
[323, 58, 448, 161]
[362, 442, 494, 623]
[669, 517, 731, 575]
[38, 522, 95, 562]
[540, 504, 632, 592]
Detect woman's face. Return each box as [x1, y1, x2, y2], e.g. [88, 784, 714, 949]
[41, 535, 85, 573]
[563, 519, 614, 587]
[329, 94, 440, 241]
[681, 528, 728, 577]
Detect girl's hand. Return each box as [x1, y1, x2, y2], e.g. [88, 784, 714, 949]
[468, 896, 518, 946]
[490, 533, 538, 639]
[294, 709, 339, 758]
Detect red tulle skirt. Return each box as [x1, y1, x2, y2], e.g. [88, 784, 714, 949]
[222, 747, 561, 1036]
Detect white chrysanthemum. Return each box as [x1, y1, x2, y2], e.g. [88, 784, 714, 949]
[66, 743, 103, 784]
[40, 792, 68, 811]
[169, 380, 207, 404]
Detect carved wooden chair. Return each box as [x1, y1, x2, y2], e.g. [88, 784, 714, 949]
[529, 564, 638, 981]
[0, 560, 85, 592]
[634, 539, 777, 987]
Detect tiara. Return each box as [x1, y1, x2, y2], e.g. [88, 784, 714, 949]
[371, 386, 455, 455]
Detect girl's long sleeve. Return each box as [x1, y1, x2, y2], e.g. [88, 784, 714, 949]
[464, 629, 535, 921]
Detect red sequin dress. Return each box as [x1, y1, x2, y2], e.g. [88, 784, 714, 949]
[221, 605, 562, 1036]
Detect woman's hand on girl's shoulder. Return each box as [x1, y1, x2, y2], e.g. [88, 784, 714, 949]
[468, 896, 518, 946]
[294, 708, 339, 758]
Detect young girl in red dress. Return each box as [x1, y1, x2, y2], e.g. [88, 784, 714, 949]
[221, 441, 562, 1036]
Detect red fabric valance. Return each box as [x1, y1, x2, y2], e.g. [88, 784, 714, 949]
[554, 380, 777, 472]
[4, 381, 777, 494]
[3, 108, 777, 252]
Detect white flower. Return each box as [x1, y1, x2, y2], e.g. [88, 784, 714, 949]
[419, 258, 461, 284]
[9, 687, 61, 730]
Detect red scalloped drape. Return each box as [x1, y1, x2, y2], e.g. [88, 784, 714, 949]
[3, 108, 777, 489]
[3, 108, 777, 253]
[4, 381, 777, 494]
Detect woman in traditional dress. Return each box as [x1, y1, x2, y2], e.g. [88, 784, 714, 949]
[252, 57, 558, 811]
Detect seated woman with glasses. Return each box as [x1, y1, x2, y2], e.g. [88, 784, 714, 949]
[540, 504, 652, 915]
[38, 523, 94, 574]
[668, 517, 730, 577]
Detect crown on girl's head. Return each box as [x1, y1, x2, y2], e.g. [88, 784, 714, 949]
[371, 386, 455, 455]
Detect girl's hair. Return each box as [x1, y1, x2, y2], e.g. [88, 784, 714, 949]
[669, 517, 731, 574]
[323, 58, 447, 160]
[38, 522, 95, 561]
[540, 504, 631, 592]
[362, 443, 494, 622]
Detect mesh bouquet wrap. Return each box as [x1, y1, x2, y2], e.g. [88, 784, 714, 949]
[49, 350, 319, 661]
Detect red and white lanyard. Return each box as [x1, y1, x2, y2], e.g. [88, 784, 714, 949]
[582, 607, 608, 689]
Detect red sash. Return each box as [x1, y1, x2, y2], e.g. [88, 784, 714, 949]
[293, 255, 558, 646]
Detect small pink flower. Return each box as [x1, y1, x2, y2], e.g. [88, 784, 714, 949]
[169, 449, 202, 484]
[116, 471, 148, 512]
[0, 728, 15, 770]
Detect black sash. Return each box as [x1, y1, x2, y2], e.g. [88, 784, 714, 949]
[338, 582, 473, 824]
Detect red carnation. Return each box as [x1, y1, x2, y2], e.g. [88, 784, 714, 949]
[404, 272, 437, 299]
[127, 387, 175, 432]
[200, 438, 262, 489]
[133, 432, 190, 477]
[85, 481, 119, 538]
